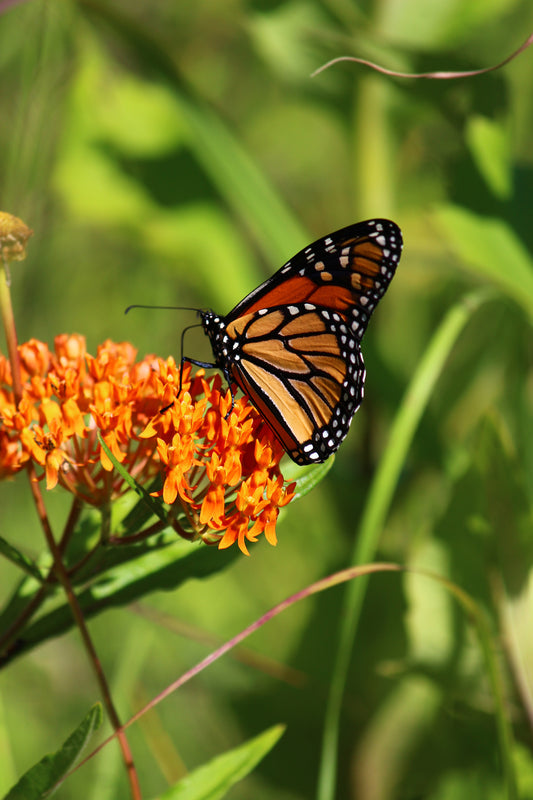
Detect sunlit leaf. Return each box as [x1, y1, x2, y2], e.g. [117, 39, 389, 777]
[6, 536, 239, 666]
[156, 724, 285, 800]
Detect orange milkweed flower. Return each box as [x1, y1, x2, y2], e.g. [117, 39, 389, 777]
[0, 335, 296, 554]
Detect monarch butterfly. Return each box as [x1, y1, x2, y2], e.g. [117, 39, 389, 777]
[184, 218, 402, 466]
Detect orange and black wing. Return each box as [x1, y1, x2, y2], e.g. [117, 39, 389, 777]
[224, 305, 365, 463]
[226, 219, 402, 334]
[201, 219, 402, 464]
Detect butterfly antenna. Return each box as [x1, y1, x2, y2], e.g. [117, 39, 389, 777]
[160, 323, 216, 414]
[125, 304, 202, 314]
[125, 304, 209, 412]
[178, 323, 205, 394]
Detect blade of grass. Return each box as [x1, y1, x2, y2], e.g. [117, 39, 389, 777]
[317, 288, 494, 800]
[158, 724, 285, 800]
[415, 569, 517, 800]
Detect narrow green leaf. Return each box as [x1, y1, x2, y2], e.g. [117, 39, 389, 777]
[157, 724, 285, 800]
[97, 433, 168, 526]
[3, 704, 102, 800]
[0, 536, 43, 582]
[113, 479, 171, 539]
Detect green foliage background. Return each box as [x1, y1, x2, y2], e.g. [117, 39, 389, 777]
[0, 0, 532, 798]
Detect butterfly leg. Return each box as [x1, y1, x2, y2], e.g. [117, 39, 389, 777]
[159, 355, 217, 415]
[222, 366, 237, 419]
[178, 359, 236, 419]
[178, 355, 217, 394]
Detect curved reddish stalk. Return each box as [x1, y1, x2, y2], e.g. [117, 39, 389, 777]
[312, 32, 533, 80]
[69, 563, 403, 777]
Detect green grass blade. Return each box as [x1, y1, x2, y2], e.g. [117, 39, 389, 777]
[317, 289, 493, 800]
[97, 433, 168, 526]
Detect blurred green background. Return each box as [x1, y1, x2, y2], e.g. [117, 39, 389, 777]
[1, 0, 533, 798]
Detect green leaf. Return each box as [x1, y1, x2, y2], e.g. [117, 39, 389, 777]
[156, 724, 285, 800]
[0, 536, 43, 582]
[433, 205, 533, 322]
[113, 481, 164, 538]
[282, 457, 335, 501]
[3, 704, 102, 800]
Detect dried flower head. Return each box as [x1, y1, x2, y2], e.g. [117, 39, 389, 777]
[0, 212, 33, 263]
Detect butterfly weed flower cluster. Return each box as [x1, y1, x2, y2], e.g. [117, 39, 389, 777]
[0, 336, 295, 554]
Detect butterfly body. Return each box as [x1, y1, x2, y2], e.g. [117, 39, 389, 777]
[195, 219, 402, 465]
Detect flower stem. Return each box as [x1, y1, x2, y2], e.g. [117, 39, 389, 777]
[0, 255, 23, 402]
[25, 461, 142, 799]
[0, 497, 84, 661]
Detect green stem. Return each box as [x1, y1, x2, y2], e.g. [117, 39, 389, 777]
[0, 256, 22, 402]
[0, 496, 84, 659]
[317, 290, 494, 800]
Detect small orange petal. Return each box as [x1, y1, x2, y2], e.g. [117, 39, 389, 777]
[45, 449, 65, 489]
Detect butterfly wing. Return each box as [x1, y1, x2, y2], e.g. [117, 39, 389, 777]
[203, 219, 402, 464]
[224, 305, 366, 463]
[226, 218, 402, 332]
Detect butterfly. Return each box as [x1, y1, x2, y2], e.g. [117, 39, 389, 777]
[185, 219, 402, 465]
